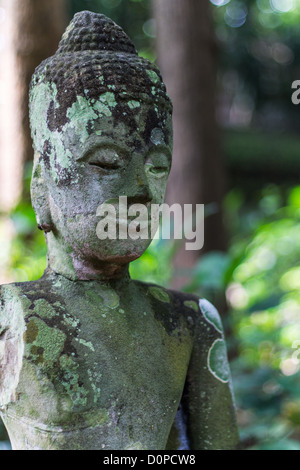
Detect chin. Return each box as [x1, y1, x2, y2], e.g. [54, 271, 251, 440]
[77, 238, 153, 264]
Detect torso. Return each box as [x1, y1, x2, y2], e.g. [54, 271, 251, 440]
[0, 272, 200, 450]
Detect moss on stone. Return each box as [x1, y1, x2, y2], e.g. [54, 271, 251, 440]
[148, 286, 170, 304]
[208, 339, 230, 384]
[183, 300, 198, 313]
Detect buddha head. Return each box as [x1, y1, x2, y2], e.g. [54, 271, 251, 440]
[29, 11, 173, 280]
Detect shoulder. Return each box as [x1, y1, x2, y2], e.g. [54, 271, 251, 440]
[0, 282, 28, 331]
[0, 276, 58, 407]
[0, 276, 53, 324]
[0, 282, 28, 408]
[133, 279, 199, 314]
[168, 291, 225, 338]
[198, 298, 225, 335]
[133, 280, 224, 336]
[0, 270, 66, 323]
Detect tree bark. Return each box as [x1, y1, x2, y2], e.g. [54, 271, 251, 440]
[0, 0, 67, 211]
[13, 0, 67, 166]
[154, 0, 227, 284]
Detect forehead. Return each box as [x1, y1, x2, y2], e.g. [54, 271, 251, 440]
[31, 81, 172, 141]
[65, 94, 171, 139]
[59, 93, 173, 161]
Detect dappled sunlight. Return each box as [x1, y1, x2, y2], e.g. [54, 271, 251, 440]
[280, 358, 299, 376]
[226, 282, 249, 309]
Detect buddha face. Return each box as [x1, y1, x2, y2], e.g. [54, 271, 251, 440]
[31, 90, 173, 269]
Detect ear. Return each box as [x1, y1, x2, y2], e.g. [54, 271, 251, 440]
[31, 152, 53, 233]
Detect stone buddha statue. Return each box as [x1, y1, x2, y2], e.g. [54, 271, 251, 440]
[0, 11, 239, 450]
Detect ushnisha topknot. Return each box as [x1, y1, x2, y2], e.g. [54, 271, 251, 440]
[30, 11, 172, 134]
[57, 11, 137, 55]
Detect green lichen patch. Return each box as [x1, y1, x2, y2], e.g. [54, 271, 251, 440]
[77, 338, 95, 352]
[66, 95, 98, 143]
[26, 317, 66, 364]
[207, 339, 230, 384]
[82, 408, 109, 428]
[148, 287, 170, 304]
[57, 354, 90, 408]
[125, 442, 144, 450]
[183, 300, 198, 313]
[128, 100, 141, 110]
[146, 69, 159, 84]
[93, 101, 113, 118]
[150, 128, 164, 145]
[99, 287, 120, 310]
[60, 367, 89, 407]
[87, 368, 102, 404]
[30, 345, 45, 364]
[24, 320, 39, 344]
[199, 298, 223, 334]
[100, 92, 117, 108]
[29, 299, 59, 320]
[62, 311, 80, 330]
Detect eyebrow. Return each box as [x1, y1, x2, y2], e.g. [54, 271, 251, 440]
[77, 139, 172, 163]
[78, 141, 129, 162]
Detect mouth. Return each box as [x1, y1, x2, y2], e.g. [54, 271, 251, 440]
[105, 204, 154, 225]
[96, 199, 159, 238]
[113, 217, 153, 227]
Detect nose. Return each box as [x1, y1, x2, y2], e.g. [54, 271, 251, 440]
[127, 185, 152, 205]
[123, 159, 153, 205]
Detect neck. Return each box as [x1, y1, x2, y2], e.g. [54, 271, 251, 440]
[46, 232, 130, 283]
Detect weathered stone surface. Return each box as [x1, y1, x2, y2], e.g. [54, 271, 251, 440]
[0, 11, 239, 450]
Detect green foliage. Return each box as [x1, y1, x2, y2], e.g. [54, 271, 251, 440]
[222, 184, 300, 449]
[211, 0, 300, 131]
[0, 202, 47, 283]
[130, 237, 174, 287]
[223, 129, 300, 185]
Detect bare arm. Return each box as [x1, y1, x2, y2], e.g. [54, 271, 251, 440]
[184, 299, 239, 450]
[0, 285, 25, 409]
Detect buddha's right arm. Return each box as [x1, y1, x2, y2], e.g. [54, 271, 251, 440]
[0, 285, 25, 408]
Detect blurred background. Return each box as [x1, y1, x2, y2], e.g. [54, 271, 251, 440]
[1, 0, 300, 450]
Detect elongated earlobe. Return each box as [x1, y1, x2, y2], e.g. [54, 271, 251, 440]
[31, 157, 53, 234]
[37, 223, 53, 233]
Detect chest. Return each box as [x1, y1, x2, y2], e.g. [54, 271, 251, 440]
[4, 299, 192, 449]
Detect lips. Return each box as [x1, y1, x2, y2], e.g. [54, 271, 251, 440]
[112, 217, 152, 227]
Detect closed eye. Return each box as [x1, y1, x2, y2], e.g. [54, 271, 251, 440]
[149, 167, 169, 175]
[145, 163, 170, 178]
[86, 147, 124, 171]
[145, 149, 171, 178]
[89, 161, 120, 170]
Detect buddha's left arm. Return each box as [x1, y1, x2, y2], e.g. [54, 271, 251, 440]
[183, 299, 240, 450]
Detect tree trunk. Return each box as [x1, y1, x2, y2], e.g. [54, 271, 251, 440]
[13, 0, 68, 166]
[0, 0, 67, 211]
[154, 0, 227, 285]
